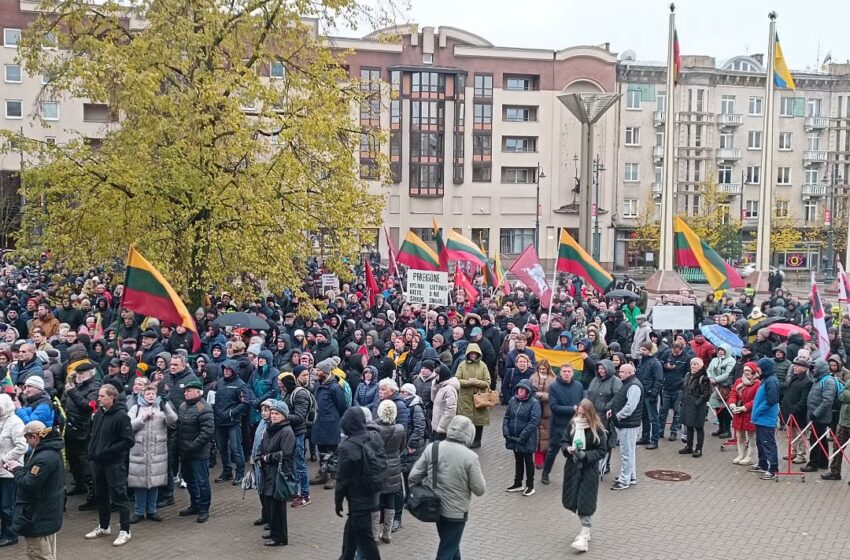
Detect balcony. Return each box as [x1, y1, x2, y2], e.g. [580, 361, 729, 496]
[652, 146, 664, 161]
[652, 182, 663, 195]
[805, 116, 829, 130]
[716, 148, 742, 161]
[803, 150, 828, 164]
[718, 182, 742, 195]
[716, 113, 742, 127]
[653, 111, 665, 127]
[802, 184, 828, 196]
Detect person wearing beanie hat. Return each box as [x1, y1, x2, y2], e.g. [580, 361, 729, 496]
[311, 358, 348, 489]
[278, 370, 313, 507]
[247, 343, 263, 357]
[751, 357, 781, 479]
[15, 375, 54, 428]
[781, 354, 813, 465]
[374, 398, 405, 543]
[635, 341, 663, 449]
[728, 361, 761, 465]
[175, 377, 214, 523]
[257, 396, 295, 546]
[803, 358, 837, 473]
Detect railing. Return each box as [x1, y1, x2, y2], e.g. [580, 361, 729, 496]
[716, 148, 742, 160]
[652, 182, 663, 194]
[652, 146, 664, 159]
[802, 184, 828, 196]
[805, 116, 829, 130]
[653, 111, 665, 127]
[803, 150, 828, 162]
[718, 182, 742, 195]
[717, 113, 742, 126]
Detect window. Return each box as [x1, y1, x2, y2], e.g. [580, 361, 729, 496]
[745, 200, 759, 218]
[807, 98, 822, 117]
[779, 97, 795, 117]
[719, 132, 734, 149]
[409, 164, 443, 196]
[626, 89, 641, 110]
[748, 96, 763, 116]
[410, 133, 443, 158]
[747, 131, 762, 150]
[720, 95, 736, 114]
[83, 103, 117, 123]
[503, 106, 537, 122]
[624, 127, 640, 146]
[746, 166, 761, 184]
[3, 29, 21, 47]
[776, 167, 791, 185]
[622, 199, 638, 218]
[41, 101, 58, 120]
[805, 169, 819, 185]
[500, 228, 534, 254]
[5, 100, 22, 119]
[422, 53, 433, 65]
[470, 229, 490, 252]
[654, 165, 663, 185]
[775, 200, 789, 218]
[472, 166, 491, 182]
[655, 131, 664, 147]
[411, 101, 443, 127]
[390, 100, 401, 125]
[804, 200, 818, 222]
[473, 103, 492, 126]
[4, 64, 21, 83]
[360, 68, 381, 92]
[778, 132, 792, 151]
[41, 72, 51, 85]
[695, 89, 705, 112]
[503, 136, 536, 153]
[504, 75, 537, 91]
[411, 71, 445, 94]
[410, 228, 438, 243]
[472, 135, 491, 159]
[270, 61, 285, 79]
[624, 162, 639, 182]
[656, 92, 666, 112]
[474, 74, 493, 98]
[807, 133, 820, 151]
[718, 164, 732, 184]
[501, 167, 535, 184]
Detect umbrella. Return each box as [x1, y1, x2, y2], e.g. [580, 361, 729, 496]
[768, 323, 811, 340]
[212, 312, 269, 331]
[699, 324, 744, 356]
[747, 317, 789, 336]
[606, 289, 638, 300]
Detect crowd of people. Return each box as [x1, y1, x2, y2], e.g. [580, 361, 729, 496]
[1, 259, 849, 558]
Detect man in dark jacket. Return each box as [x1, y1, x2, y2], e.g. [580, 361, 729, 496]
[139, 329, 166, 368]
[802, 359, 837, 472]
[279, 370, 313, 507]
[541, 364, 584, 485]
[177, 379, 215, 523]
[368, 378, 410, 432]
[311, 363, 349, 488]
[635, 342, 663, 449]
[213, 359, 250, 484]
[85, 384, 134, 546]
[7, 422, 65, 558]
[61, 362, 101, 506]
[159, 353, 200, 506]
[335, 407, 384, 560]
[657, 341, 693, 441]
[780, 356, 812, 465]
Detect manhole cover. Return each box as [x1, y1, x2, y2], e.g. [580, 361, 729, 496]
[645, 470, 691, 482]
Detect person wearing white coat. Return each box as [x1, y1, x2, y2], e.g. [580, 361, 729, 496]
[0, 393, 26, 546]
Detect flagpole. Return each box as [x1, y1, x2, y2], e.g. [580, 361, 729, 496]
[755, 12, 778, 281]
[547, 231, 559, 329]
[659, 3, 677, 271]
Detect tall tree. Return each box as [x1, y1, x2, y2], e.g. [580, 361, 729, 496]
[3, 0, 389, 305]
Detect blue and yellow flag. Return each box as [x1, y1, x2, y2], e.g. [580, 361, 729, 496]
[773, 33, 795, 90]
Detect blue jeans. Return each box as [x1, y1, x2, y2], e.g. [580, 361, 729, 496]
[641, 394, 660, 443]
[755, 425, 778, 474]
[436, 516, 467, 560]
[182, 459, 211, 513]
[658, 390, 682, 436]
[216, 424, 245, 478]
[0, 477, 15, 540]
[133, 487, 158, 515]
[295, 434, 309, 497]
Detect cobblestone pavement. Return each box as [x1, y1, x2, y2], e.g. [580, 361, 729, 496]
[32, 408, 850, 559]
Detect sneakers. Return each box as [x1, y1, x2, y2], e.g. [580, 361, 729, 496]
[232, 476, 243, 486]
[112, 530, 131, 547]
[291, 496, 312, 508]
[540, 474, 550, 485]
[821, 472, 842, 480]
[610, 481, 630, 490]
[214, 474, 232, 483]
[85, 526, 111, 539]
[746, 465, 765, 473]
[506, 483, 524, 492]
[571, 527, 591, 553]
[629, 478, 637, 485]
[645, 442, 658, 450]
[522, 486, 535, 496]
[668, 433, 677, 442]
[760, 472, 777, 481]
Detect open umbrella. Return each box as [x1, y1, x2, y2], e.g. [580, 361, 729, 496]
[699, 324, 744, 356]
[747, 316, 788, 336]
[768, 323, 811, 340]
[212, 312, 269, 331]
[605, 289, 638, 300]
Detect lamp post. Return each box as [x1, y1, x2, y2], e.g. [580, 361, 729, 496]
[592, 155, 605, 262]
[824, 163, 843, 281]
[535, 163, 546, 253]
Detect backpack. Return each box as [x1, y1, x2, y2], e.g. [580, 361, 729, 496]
[820, 375, 846, 414]
[292, 386, 318, 427]
[351, 433, 388, 494]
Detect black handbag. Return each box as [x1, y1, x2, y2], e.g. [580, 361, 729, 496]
[405, 441, 442, 523]
[273, 457, 298, 501]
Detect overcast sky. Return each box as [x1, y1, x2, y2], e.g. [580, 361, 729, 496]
[337, 0, 845, 71]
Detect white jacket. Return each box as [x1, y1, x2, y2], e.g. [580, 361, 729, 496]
[0, 393, 27, 478]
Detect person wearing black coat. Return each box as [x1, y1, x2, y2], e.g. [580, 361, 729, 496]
[9, 424, 65, 557]
[657, 342, 694, 441]
[212, 360, 251, 483]
[258, 401, 296, 547]
[542, 364, 585, 484]
[278, 369, 312, 506]
[635, 343, 663, 449]
[780, 357, 813, 464]
[177, 380, 215, 522]
[680, 358, 711, 457]
[61, 363, 101, 500]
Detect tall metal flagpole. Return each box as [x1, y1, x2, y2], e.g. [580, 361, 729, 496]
[546, 229, 559, 330]
[659, 3, 677, 271]
[755, 12, 778, 288]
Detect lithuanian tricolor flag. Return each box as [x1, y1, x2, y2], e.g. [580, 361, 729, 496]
[397, 230, 441, 271]
[433, 217, 448, 272]
[494, 252, 510, 295]
[124, 246, 200, 351]
[445, 230, 487, 267]
[555, 229, 613, 294]
[674, 216, 745, 291]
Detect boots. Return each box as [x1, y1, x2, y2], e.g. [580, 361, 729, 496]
[371, 511, 381, 543]
[323, 473, 336, 490]
[570, 527, 590, 553]
[738, 440, 754, 466]
[733, 440, 747, 464]
[380, 509, 395, 543]
[309, 472, 328, 486]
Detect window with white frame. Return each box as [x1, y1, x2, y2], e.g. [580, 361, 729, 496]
[775, 199, 789, 218]
[720, 95, 735, 114]
[718, 164, 733, 184]
[719, 132, 734, 149]
[269, 61, 285, 79]
[622, 199, 638, 218]
[745, 200, 759, 218]
[748, 96, 763, 115]
[776, 167, 791, 185]
[779, 97, 795, 117]
[804, 169, 819, 185]
[807, 133, 820, 151]
[804, 200, 818, 222]
[655, 165, 663, 185]
[807, 98, 822, 117]
[625, 127, 640, 146]
[656, 92, 666, 112]
[4, 64, 21, 83]
[654, 202, 662, 221]
[778, 132, 792, 151]
[655, 131, 664, 147]
[747, 130, 762, 150]
[626, 90, 641, 110]
[4, 100, 22, 119]
[746, 165, 761, 184]
[41, 101, 58, 120]
[624, 162, 639, 182]
[3, 29, 21, 47]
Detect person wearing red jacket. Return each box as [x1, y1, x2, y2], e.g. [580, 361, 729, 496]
[689, 333, 716, 366]
[728, 362, 761, 466]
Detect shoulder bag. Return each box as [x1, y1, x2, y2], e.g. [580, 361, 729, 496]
[405, 441, 442, 523]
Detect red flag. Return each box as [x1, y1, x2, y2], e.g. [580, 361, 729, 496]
[508, 244, 552, 308]
[384, 226, 398, 276]
[454, 263, 478, 311]
[364, 258, 379, 307]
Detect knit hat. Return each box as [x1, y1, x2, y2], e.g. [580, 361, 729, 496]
[247, 343, 262, 356]
[317, 358, 335, 374]
[400, 383, 417, 396]
[377, 399, 397, 424]
[292, 365, 307, 376]
[268, 399, 289, 416]
[184, 379, 203, 390]
[293, 329, 305, 338]
[24, 376, 45, 390]
[793, 355, 811, 367]
[743, 361, 759, 374]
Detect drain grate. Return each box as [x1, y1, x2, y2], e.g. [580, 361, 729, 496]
[645, 470, 692, 482]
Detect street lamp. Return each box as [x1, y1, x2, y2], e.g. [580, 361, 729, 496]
[823, 164, 843, 281]
[592, 155, 606, 262]
[535, 164, 546, 253]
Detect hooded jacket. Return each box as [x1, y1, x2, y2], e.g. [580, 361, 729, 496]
[554, 330, 577, 351]
[548, 370, 586, 441]
[213, 360, 251, 427]
[431, 376, 460, 435]
[807, 360, 838, 425]
[0, 395, 26, 479]
[334, 407, 384, 512]
[587, 359, 623, 428]
[751, 358, 781, 428]
[12, 430, 65, 537]
[707, 343, 736, 408]
[377, 405, 406, 494]
[455, 343, 492, 427]
[88, 398, 134, 465]
[502, 379, 542, 454]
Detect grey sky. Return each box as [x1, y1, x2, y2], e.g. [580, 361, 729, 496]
[338, 0, 845, 71]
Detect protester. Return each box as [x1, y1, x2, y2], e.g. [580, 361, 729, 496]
[750, 358, 781, 480]
[374, 400, 405, 543]
[177, 379, 215, 523]
[610, 362, 642, 490]
[258, 400, 296, 547]
[680, 357, 710, 458]
[728, 362, 760, 466]
[455, 343, 491, 449]
[503, 379, 541, 496]
[0, 393, 26, 547]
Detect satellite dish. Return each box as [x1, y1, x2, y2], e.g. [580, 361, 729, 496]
[620, 49, 637, 62]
